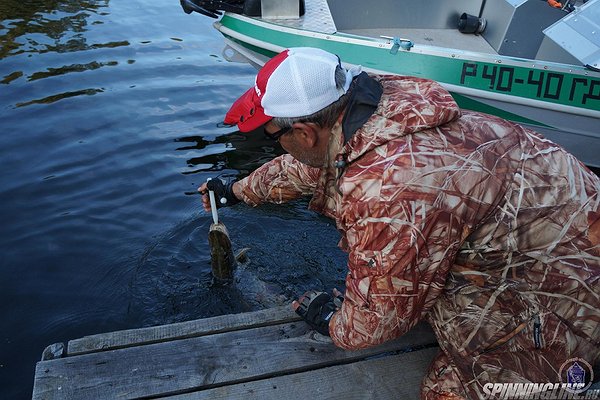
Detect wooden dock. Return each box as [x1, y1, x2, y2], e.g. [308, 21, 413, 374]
[33, 305, 439, 399]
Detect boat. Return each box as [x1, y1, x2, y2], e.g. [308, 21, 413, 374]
[180, 0, 600, 168]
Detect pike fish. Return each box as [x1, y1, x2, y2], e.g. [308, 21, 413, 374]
[206, 183, 249, 285]
[208, 222, 283, 306]
[208, 222, 236, 284]
[208, 219, 284, 308]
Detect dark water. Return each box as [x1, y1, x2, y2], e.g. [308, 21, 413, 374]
[0, 1, 346, 397]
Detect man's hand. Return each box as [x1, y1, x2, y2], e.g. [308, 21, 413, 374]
[198, 178, 240, 211]
[292, 289, 344, 336]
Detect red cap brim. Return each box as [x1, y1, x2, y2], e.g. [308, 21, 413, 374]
[223, 87, 272, 132]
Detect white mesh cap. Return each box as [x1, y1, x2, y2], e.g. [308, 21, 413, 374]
[261, 47, 360, 118]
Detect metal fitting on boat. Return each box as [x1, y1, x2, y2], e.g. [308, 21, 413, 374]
[458, 13, 487, 34]
[381, 36, 414, 55]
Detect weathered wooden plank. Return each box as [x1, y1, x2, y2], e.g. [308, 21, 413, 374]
[41, 343, 65, 361]
[167, 346, 440, 400]
[33, 321, 437, 400]
[67, 305, 300, 356]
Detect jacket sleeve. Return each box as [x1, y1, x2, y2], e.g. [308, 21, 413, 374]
[329, 199, 468, 350]
[237, 154, 321, 206]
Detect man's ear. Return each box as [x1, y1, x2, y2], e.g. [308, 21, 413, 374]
[292, 122, 320, 147]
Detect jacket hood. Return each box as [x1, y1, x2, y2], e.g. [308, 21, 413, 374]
[342, 75, 461, 164]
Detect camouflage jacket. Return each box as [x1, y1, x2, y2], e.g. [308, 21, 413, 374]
[237, 75, 600, 390]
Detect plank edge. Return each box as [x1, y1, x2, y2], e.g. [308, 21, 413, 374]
[67, 305, 301, 356]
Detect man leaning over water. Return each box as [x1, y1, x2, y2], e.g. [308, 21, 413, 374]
[198, 47, 600, 399]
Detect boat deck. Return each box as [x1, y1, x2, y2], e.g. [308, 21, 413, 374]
[342, 28, 498, 54]
[32, 305, 439, 399]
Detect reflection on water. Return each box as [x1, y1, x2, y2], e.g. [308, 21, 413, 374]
[16, 87, 104, 106]
[177, 132, 286, 177]
[0, 0, 121, 108]
[0, 0, 111, 58]
[28, 59, 121, 81]
[0, 0, 346, 398]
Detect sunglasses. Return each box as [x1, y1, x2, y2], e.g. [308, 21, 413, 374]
[264, 126, 292, 141]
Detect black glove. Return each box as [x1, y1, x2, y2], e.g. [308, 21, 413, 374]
[206, 178, 240, 208]
[295, 291, 344, 336]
